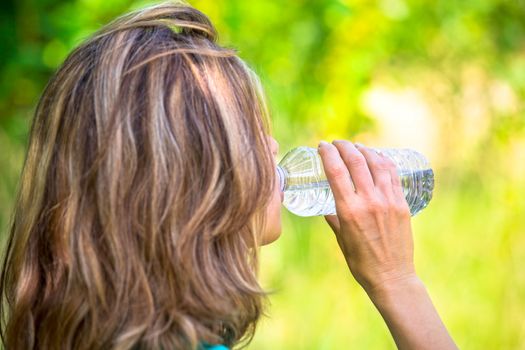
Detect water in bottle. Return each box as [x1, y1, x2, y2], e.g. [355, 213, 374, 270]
[276, 146, 434, 217]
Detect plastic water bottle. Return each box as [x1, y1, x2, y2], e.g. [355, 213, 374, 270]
[276, 146, 434, 217]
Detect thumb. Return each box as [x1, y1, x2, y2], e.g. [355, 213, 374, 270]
[324, 215, 340, 233]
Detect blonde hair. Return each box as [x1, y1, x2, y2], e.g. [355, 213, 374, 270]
[0, 2, 275, 349]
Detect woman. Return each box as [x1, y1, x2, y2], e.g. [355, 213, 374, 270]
[0, 2, 458, 349]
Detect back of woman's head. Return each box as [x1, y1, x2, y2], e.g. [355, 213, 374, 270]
[0, 2, 275, 349]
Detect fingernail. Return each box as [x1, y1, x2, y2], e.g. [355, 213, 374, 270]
[318, 140, 329, 148]
[354, 142, 364, 148]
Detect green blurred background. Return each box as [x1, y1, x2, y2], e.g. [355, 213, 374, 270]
[1, 0, 524, 348]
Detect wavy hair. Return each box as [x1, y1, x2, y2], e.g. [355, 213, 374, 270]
[0, 2, 276, 349]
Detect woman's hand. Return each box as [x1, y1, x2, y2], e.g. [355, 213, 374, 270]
[318, 140, 417, 295]
[318, 140, 458, 350]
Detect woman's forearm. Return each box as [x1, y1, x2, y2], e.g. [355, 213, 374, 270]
[367, 276, 458, 350]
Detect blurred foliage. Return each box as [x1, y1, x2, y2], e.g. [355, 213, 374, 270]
[1, 0, 525, 348]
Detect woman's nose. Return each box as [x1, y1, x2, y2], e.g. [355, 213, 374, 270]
[269, 136, 279, 156]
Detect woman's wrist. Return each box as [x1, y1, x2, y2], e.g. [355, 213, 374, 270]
[363, 274, 459, 350]
[365, 274, 426, 306]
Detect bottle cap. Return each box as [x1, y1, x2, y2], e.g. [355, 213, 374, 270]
[276, 166, 286, 193]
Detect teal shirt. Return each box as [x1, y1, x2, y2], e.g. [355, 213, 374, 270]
[200, 343, 229, 350]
